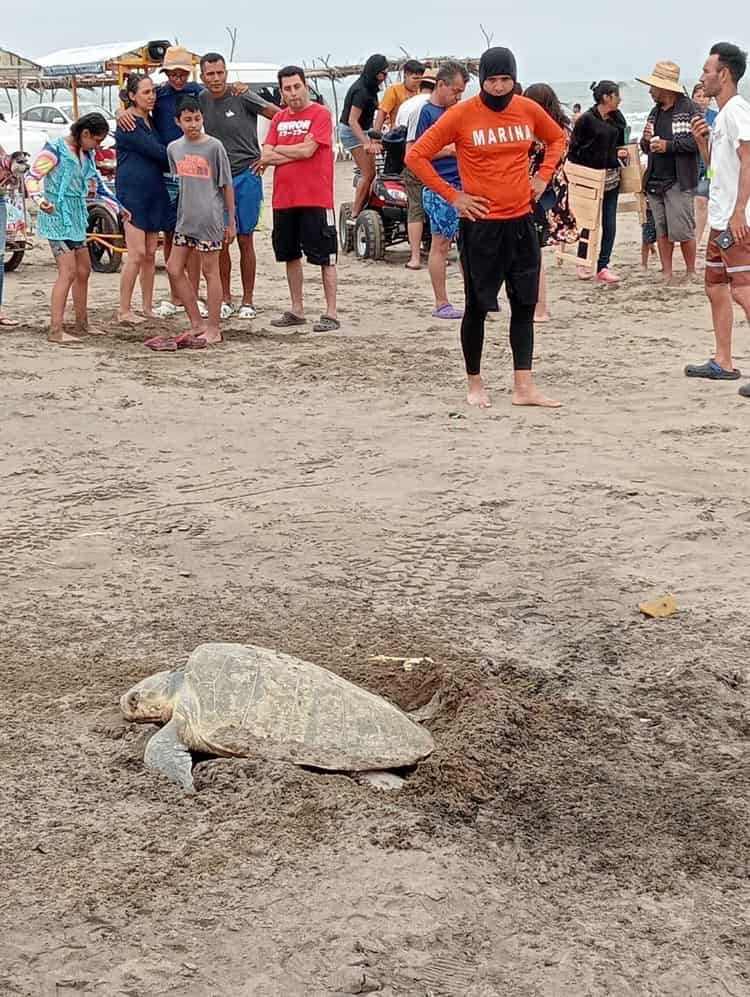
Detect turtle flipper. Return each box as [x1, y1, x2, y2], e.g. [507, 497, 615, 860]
[144, 719, 195, 792]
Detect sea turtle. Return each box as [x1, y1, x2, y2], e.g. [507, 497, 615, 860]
[121, 642, 435, 792]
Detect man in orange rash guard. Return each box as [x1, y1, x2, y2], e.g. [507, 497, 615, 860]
[406, 47, 565, 409]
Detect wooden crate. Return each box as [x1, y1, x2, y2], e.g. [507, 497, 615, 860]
[556, 162, 605, 269]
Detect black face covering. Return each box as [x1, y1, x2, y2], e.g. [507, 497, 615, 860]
[479, 47, 518, 112]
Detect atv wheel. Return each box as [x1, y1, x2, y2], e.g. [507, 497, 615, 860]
[3, 250, 24, 273]
[88, 203, 122, 274]
[338, 203, 355, 253]
[354, 210, 385, 261]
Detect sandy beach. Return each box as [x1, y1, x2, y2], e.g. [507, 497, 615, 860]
[1, 161, 749, 996]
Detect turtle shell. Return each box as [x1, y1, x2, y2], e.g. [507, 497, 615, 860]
[175, 643, 435, 771]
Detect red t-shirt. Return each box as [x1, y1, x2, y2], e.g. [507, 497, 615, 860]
[266, 102, 334, 210]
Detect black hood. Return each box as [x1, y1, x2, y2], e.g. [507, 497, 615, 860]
[479, 47, 517, 86]
[479, 47, 518, 112]
[362, 54, 388, 92]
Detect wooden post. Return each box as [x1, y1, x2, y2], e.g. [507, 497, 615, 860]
[71, 75, 79, 118]
[16, 68, 23, 150]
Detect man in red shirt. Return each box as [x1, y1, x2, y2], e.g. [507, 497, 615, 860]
[407, 48, 565, 409]
[257, 66, 339, 330]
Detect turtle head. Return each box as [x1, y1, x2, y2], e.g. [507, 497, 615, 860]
[120, 670, 181, 724]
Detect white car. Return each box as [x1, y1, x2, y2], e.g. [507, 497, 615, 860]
[0, 117, 49, 159]
[10, 101, 116, 141]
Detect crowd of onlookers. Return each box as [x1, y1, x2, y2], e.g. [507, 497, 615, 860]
[0, 40, 749, 404]
[0, 46, 338, 347]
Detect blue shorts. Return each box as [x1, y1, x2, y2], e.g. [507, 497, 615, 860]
[338, 123, 362, 151]
[49, 238, 87, 258]
[423, 188, 461, 240]
[232, 170, 263, 235]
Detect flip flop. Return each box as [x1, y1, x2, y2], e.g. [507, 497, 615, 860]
[270, 311, 307, 328]
[172, 332, 200, 346]
[432, 304, 464, 320]
[144, 336, 178, 352]
[312, 315, 340, 332]
[174, 334, 208, 350]
[0, 317, 19, 327]
[404, 263, 422, 271]
[684, 359, 741, 380]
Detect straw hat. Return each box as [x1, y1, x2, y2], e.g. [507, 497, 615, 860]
[421, 69, 437, 85]
[161, 46, 194, 73]
[636, 61, 684, 93]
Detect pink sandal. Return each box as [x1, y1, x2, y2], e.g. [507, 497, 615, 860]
[173, 333, 208, 349]
[144, 336, 178, 352]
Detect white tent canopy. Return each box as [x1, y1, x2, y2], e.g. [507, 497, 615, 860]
[34, 40, 148, 77]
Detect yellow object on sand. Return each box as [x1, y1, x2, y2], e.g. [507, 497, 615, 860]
[638, 595, 678, 618]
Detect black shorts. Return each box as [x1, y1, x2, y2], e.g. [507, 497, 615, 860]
[459, 214, 540, 312]
[272, 207, 338, 266]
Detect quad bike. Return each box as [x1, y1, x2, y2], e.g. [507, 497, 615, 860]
[338, 127, 430, 261]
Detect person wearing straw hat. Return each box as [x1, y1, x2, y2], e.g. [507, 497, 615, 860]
[637, 61, 700, 282]
[117, 46, 250, 320]
[117, 46, 203, 318]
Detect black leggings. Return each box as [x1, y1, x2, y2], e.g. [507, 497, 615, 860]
[461, 299, 535, 374]
[458, 215, 540, 375]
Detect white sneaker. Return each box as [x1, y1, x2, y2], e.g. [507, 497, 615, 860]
[154, 300, 183, 318]
[237, 304, 257, 319]
[220, 301, 236, 320]
[197, 299, 209, 319]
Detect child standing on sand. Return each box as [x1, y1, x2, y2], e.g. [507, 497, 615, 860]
[160, 95, 234, 349]
[641, 205, 658, 270]
[26, 112, 127, 344]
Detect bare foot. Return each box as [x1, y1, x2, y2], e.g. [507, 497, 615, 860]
[512, 387, 561, 408]
[76, 325, 107, 336]
[197, 327, 223, 345]
[534, 311, 551, 323]
[177, 324, 208, 339]
[48, 329, 81, 345]
[118, 311, 145, 325]
[467, 375, 492, 409]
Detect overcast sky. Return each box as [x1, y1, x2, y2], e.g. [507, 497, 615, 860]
[3, 3, 746, 82]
